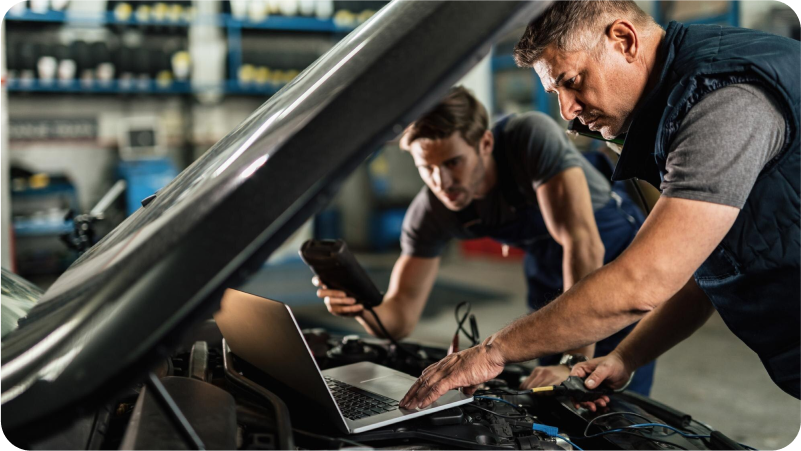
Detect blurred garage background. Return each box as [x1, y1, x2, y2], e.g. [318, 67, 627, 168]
[1, 1, 799, 448]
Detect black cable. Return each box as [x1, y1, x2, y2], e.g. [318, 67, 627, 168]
[463, 403, 527, 419]
[454, 301, 478, 345]
[573, 429, 689, 450]
[364, 306, 421, 361]
[583, 411, 654, 437]
[575, 410, 706, 450]
[629, 178, 652, 215]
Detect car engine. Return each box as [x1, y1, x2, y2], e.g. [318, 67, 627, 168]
[22, 319, 748, 451]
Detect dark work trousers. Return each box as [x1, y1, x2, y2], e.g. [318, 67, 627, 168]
[486, 186, 655, 396]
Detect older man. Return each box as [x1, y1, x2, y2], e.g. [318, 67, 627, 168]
[400, 0, 799, 410]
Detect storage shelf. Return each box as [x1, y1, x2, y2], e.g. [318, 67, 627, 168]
[223, 13, 353, 32]
[5, 9, 356, 32]
[5, 7, 357, 98]
[223, 80, 283, 95]
[5, 9, 200, 27]
[6, 79, 194, 94]
[13, 219, 74, 237]
[5, 78, 285, 96]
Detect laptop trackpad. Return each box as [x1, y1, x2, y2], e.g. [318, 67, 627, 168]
[359, 375, 415, 399]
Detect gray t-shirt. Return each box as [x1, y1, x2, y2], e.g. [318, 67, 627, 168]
[400, 112, 612, 258]
[661, 84, 786, 208]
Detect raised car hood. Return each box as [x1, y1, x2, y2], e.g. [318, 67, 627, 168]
[1, 1, 548, 431]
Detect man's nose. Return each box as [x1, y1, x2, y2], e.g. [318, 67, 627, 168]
[558, 92, 582, 121]
[432, 166, 452, 191]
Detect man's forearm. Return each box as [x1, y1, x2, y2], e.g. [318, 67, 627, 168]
[491, 257, 653, 364]
[355, 297, 413, 339]
[562, 238, 605, 290]
[490, 197, 739, 366]
[614, 278, 715, 369]
[558, 238, 604, 360]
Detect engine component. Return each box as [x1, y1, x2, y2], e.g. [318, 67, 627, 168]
[119, 377, 237, 450]
[326, 335, 381, 364]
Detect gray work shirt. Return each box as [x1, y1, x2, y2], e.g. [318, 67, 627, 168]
[400, 112, 612, 258]
[661, 84, 785, 208]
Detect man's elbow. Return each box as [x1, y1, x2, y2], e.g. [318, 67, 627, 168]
[612, 259, 665, 314]
[389, 317, 416, 340]
[389, 307, 417, 340]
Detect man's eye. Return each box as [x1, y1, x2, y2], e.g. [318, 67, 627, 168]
[444, 158, 461, 168]
[564, 76, 578, 88]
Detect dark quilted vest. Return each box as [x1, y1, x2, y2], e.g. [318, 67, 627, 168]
[613, 22, 801, 397]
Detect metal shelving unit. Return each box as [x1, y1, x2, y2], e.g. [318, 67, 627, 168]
[4, 78, 286, 96]
[4, 7, 356, 97]
[6, 79, 194, 94]
[5, 9, 199, 26]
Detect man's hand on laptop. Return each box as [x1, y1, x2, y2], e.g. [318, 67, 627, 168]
[400, 336, 505, 409]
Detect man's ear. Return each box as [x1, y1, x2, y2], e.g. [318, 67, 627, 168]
[479, 130, 494, 156]
[606, 19, 639, 63]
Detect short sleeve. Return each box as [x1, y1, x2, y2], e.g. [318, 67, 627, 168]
[504, 112, 585, 188]
[660, 84, 785, 208]
[400, 188, 453, 258]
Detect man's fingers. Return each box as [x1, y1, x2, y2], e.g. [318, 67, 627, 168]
[520, 368, 540, 389]
[403, 357, 457, 408]
[464, 385, 479, 396]
[312, 276, 320, 287]
[323, 297, 363, 316]
[570, 362, 592, 378]
[410, 373, 447, 408]
[585, 364, 610, 389]
[332, 304, 364, 314]
[403, 364, 453, 409]
[418, 379, 452, 409]
[317, 288, 350, 299]
[520, 375, 534, 390]
[401, 364, 440, 408]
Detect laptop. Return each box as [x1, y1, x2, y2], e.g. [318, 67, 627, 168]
[214, 288, 473, 434]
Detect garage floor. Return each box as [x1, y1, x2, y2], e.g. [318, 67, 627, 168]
[286, 254, 800, 450]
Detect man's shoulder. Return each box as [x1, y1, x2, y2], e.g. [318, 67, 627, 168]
[502, 111, 560, 134]
[684, 84, 784, 129]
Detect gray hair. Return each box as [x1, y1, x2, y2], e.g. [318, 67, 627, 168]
[513, 0, 658, 67]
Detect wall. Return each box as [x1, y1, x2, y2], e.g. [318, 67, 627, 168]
[7, 96, 190, 210]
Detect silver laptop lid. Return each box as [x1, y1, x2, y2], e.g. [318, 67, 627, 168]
[214, 288, 347, 431]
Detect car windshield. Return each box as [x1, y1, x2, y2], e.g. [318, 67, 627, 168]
[1, 269, 43, 339]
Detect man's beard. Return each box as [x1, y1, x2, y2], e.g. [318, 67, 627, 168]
[444, 155, 487, 211]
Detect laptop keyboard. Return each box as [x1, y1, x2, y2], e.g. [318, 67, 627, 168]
[324, 376, 400, 421]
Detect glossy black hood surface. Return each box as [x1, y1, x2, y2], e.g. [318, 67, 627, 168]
[1, 1, 548, 430]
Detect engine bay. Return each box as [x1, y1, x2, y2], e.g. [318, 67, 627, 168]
[24, 320, 752, 451]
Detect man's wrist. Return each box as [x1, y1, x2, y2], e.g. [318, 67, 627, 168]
[610, 347, 638, 373]
[559, 353, 589, 369]
[482, 333, 509, 367]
